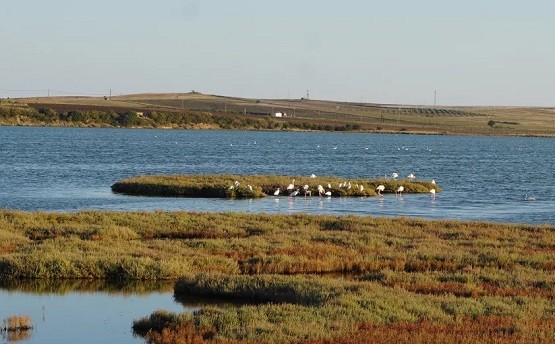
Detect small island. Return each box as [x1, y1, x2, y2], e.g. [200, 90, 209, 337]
[111, 174, 440, 199]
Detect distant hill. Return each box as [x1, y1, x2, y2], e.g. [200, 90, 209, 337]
[2, 92, 553, 136]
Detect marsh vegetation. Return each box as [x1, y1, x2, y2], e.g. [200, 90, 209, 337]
[0, 210, 553, 342]
[111, 174, 439, 199]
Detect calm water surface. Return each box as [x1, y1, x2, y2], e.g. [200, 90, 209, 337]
[1, 126, 554, 343]
[0, 126, 553, 224]
[0, 280, 192, 344]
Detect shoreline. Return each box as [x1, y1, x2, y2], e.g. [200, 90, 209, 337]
[2, 94, 554, 137]
[2, 122, 554, 138]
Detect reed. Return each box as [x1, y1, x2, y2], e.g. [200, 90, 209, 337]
[3, 315, 33, 331]
[111, 174, 440, 198]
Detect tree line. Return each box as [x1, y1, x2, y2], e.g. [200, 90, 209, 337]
[0, 105, 362, 132]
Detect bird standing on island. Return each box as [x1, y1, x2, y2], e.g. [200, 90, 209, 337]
[376, 185, 385, 196]
[287, 179, 295, 192]
[391, 172, 399, 180]
[274, 188, 280, 196]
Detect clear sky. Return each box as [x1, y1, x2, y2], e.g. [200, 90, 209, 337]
[1, 0, 554, 106]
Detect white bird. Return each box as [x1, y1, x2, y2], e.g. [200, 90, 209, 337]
[324, 191, 332, 197]
[431, 180, 436, 185]
[430, 189, 436, 200]
[391, 172, 399, 180]
[303, 184, 309, 191]
[396, 185, 404, 196]
[274, 188, 280, 196]
[327, 183, 332, 189]
[247, 185, 253, 191]
[524, 194, 536, 201]
[228, 185, 234, 190]
[376, 185, 385, 195]
[234, 180, 240, 186]
[317, 185, 325, 196]
[359, 185, 364, 192]
[290, 188, 300, 197]
[310, 174, 317, 178]
[407, 173, 415, 180]
[287, 179, 295, 191]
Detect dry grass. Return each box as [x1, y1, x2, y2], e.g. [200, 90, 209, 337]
[297, 317, 555, 344]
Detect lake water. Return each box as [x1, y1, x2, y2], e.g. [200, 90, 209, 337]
[0, 280, 191, 344]
[0, 126, 553, 224]
[0, 126, 554, 343]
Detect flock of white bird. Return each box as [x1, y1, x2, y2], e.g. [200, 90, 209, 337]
[266, 172, 438, 200]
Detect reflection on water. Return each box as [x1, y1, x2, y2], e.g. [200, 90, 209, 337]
[1, 315, 34, 343]
[2, 328, 33, 343]
[0, 279, 185, 344]
[0, 279, 174, 295]
[174, 293, 270, 308]
[1, 278, 291, 344]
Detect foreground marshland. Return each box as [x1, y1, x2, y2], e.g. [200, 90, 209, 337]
[0, 210, 553, 342]
[111, 174, 439, 199]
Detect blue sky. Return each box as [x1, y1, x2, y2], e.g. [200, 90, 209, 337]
[1, 1, 554, 106]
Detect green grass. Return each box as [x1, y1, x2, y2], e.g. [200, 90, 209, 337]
[133, 273, 555, 343]
[1, 209, 553, 342]
[1, 210, 552, 280]
[111, 174, 439, 199]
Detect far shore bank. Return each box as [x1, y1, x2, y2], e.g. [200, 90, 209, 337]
[2, 122, 554, 138]
[2, 93, 554, 137]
